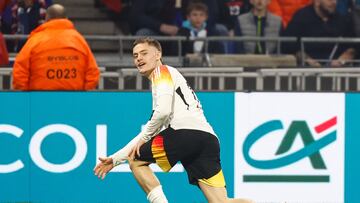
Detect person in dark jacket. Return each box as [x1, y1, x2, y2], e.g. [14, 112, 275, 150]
[282, 0, 355, 67]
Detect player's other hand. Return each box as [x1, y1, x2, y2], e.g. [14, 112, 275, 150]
[93, 157, 114, 180]
[129, 139, 146, 160]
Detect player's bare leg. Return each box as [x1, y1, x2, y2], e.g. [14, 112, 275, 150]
[198, 181, 254, 203]
[128, 158, 168, 203]
[128, 159, 159, 193]
[198, 181, 227, 203]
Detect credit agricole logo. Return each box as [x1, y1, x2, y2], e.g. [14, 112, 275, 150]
[242, 116, 337, 182]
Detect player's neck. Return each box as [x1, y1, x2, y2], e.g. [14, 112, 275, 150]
[147, 62, 163, 79]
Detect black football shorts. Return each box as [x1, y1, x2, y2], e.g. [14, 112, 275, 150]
[136, 127, 226, 187]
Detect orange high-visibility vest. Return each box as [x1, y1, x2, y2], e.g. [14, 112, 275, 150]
[13, 19, 99, 90]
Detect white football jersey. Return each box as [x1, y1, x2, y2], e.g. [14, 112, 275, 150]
[150, 65, 216, 136]
[110, 65, 217, 165]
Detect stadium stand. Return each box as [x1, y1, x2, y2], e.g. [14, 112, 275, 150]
[185, 53, 297, 68]
[52, 0, 124, 52]
[2, 0, 360, 92]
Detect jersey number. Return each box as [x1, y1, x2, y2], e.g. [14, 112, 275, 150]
[175, 86, 201, 110]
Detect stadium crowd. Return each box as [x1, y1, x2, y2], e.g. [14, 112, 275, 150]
[1, 0, 360, 72]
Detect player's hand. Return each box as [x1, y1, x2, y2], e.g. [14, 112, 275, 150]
[129, 139, 146, 160]
[93, 157, 114, 180]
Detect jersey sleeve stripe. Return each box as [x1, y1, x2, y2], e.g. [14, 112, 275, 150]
[152, 65, 174, 87]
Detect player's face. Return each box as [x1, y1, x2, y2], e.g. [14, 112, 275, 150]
[133, 43, 162, 77]
[187, 10, 207, 30]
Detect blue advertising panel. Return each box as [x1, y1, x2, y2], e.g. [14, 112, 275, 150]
[345, 93, 360, 203]
[0, 92, 234, 203]
[0, 92, 30, 201]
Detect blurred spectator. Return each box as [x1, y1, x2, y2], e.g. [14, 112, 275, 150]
[177, 2, 223, 55]
[0, 32, 9, 65]
[353, 0, 360, 36]
[129, 0, 189, 55]
[196, 0, 238, 53]
[97, 0, 132, 35]
[214, 0, 252, 53]
[0, 0, 12, 24]
[129, 0, 229, 36]
[218, 0, 252, 33]
[336, 0, 353, 15]
[234, 0, 282, 54]
[352, 0, 360, 61]
[0, 0, 12, 14]
[355, 0, 360, 6]
[12, 4, 99, 90]
[129, 0, 187, 36]
[0, 0, 13, 34]
[1, 0, 50, 52]
[100, 0, 122, 13]
[1, 0, 51, 52]
[129, 0, 231, 54]
[15, 0, 47, 34]
[268, 0, 311, 28]
[282, 0, 355, 67]
[0, 0, 11, 66]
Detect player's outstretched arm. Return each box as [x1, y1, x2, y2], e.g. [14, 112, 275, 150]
[94, 157, 114, 180]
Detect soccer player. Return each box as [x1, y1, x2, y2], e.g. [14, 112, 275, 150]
[93, 37, 253, 203]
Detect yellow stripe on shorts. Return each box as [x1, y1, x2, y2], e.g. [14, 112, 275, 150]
[198, 170, 226, 187]
[151, 135, 172, 172]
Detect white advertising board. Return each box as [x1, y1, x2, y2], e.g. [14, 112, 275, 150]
[234, 93, 344, 203]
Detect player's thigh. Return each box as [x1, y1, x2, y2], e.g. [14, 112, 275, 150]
[128, 158, 152, 170]
[198, 181, 228, 203]
[180, 131, 225, 187]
